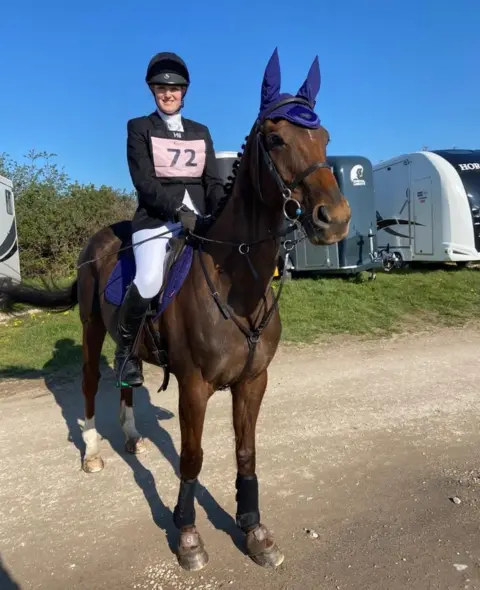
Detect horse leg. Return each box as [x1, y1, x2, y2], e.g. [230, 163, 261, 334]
[81, 316, 107, 473]
[120, 384, 147, 454]
[173, 378, 210, 571]
[231, 370, 284, 568]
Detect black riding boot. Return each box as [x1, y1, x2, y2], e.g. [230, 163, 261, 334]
[114, 282, 151, 387]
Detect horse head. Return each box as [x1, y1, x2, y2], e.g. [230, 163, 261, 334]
[252, 47, 351, 245]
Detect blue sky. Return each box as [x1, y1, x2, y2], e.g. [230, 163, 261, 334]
[1, 0, 479, 192]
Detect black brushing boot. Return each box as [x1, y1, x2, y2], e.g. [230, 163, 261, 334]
[114, 282, 151, 387]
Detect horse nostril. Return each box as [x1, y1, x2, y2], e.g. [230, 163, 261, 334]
[315, 205, 331, 226]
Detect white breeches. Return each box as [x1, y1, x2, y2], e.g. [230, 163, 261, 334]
[132, 190, 198, 299]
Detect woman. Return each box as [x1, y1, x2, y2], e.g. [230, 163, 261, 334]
[115, 51, 225, 387]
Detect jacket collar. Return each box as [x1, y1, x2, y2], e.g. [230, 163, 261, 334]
[148, 110, 191, 132]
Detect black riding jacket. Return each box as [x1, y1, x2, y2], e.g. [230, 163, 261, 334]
[126, 111, 225, 232]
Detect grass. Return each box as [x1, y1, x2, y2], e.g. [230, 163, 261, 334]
[279, 267, 480, 342]
[1, 267, 480, 376]
[0, 309, 116, 378]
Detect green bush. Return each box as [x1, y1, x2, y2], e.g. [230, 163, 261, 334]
[0, 150, 136, 278]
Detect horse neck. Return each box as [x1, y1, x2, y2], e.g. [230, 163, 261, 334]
[206, 144, 284, 294]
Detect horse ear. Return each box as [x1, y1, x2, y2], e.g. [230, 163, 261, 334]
[296, 56, 321, 105]
[260, 47, 281, 111]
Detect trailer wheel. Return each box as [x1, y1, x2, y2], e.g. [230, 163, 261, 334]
[383, 251, 406, 272]
[383, 255, 396, 272]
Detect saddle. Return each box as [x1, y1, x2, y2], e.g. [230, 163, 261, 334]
[105, 234, 194, 391]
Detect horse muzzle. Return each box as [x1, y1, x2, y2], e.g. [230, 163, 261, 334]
[302, 199, 351, 245]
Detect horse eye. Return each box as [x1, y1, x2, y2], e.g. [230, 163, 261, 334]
[266, 134, 284, 149]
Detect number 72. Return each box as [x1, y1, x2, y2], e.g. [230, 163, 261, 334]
[167, 148, 197, 167]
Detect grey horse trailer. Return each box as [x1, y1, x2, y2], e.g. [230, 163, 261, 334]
[215, 151, 382, 278]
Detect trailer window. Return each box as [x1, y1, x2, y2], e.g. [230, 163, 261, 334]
[5, 189, 13, 215]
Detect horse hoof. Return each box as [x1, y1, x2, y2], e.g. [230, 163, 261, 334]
[250, 544, 284, 568]
[246, 525, 284, 568]
[82, 454, 104, 473]
[177, 529, 209, 572]
[125, 437, 147, 454]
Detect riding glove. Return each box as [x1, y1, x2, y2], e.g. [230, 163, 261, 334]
[177, 206, 197, 232]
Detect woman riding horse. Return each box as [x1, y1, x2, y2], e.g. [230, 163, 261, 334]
[0, 48, 352, 572]
[117, 52, 224, 388]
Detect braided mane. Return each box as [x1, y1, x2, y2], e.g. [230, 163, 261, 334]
[211, 134, 249, 221]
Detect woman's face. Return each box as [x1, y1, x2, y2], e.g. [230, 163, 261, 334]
[152, 84, 185, 114]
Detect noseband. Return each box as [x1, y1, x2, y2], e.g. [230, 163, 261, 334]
[255, 96, 330, 221]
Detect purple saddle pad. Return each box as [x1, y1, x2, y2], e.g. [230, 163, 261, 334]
[104, 245, 193, 318]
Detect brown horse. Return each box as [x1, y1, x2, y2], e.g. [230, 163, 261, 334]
[0, 49, 351, 571]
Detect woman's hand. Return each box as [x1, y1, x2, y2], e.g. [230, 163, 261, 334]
[177, 206, 197, 232]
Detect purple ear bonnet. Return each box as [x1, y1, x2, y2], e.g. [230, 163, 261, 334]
[258, 48, 321, 129]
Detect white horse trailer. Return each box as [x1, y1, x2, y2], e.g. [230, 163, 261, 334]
[373, 149, 480, 267]
[0, 175, 21, 284]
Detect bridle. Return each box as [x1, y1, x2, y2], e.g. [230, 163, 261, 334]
[190, 95, 333, 387]
[254, 96, 331, 221]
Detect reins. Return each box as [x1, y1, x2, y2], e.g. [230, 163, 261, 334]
[76, 95, 324, 386]
[75, 218, 304, 269]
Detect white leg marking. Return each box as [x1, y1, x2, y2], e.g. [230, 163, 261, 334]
[120, 401, 141, 440]
[82, 417, 99, 457]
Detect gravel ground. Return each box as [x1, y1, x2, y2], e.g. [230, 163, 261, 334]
[1, 326, 480, 589]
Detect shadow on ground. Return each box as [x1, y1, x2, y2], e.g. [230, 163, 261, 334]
[0, 337, 88, 380]
[0, 555, 21, 589]
[0, 338, 245, 556]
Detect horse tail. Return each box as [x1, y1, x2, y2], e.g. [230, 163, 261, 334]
[0, 279, 79, 313]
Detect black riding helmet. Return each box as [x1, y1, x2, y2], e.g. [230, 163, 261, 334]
[145, 52, 190, 87]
